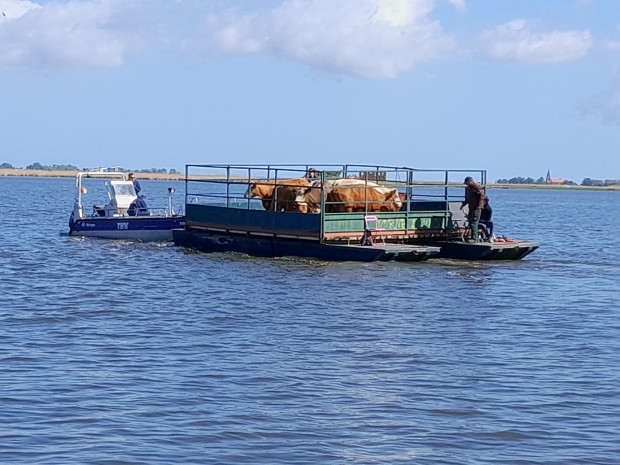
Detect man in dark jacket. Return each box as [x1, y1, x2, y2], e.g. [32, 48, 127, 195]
[479, 196, 493, 239]
[129, 172, 141, 196]
[460, 176, 485, 241]
[128, 195, 148, 216]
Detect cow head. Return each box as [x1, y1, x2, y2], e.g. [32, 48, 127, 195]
[244, 182, 258, 199]
[370, 187, 403, 211]
[292, 186, 311, 213]
[244, 182, 275, 199]
[379, 188, 403, 211]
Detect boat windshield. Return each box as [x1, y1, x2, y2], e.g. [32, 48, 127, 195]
[111, 182, 136, 197]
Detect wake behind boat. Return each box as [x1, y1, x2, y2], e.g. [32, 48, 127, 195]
[68, 170, 185, 241]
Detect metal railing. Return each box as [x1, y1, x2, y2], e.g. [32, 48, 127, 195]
[183, 163, 486, 211]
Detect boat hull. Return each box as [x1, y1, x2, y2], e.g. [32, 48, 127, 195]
[173, 229, 440, 262]
[430, 240, 540, 260]
[69, 217, 185, 241]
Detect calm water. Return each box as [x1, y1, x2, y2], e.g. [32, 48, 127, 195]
[1, 177, 618, 465]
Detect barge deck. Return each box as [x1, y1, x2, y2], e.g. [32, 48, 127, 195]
[173, 164, 538, 262]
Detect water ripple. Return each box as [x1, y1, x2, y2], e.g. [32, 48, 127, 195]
[0, 179, 618, 464]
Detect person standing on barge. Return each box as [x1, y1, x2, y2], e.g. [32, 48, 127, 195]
[460, 176, 486, 241]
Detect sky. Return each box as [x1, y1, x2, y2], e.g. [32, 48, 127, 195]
[0, 0, 619, 182]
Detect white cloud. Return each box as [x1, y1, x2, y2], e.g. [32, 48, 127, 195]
[480, 19, 592, 64]
[0, 0, 455, 78]
[579, 73, 620, 126]
[603, 40, 620, 51]
[202, 0, 454, 78]
[0, 0, 125, 70]
[0, 0, 38, 17]
[601, 29, 620, 52]
[259, 0, 453, 78]
[375, 0, 415, 26]
[448, 0, 466, 13]
[4, 1, 602, 78]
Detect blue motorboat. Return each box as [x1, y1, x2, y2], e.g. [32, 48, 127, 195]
[68, 170, 185, 241]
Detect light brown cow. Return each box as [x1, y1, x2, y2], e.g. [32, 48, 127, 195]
[245, 181, 276, 210]
[245, 178, 309, 211]
[293, 179, 371, 213]
[294, 179, 403, 213]
[326, 180, 403, 213]
[292, 180, 326, 214]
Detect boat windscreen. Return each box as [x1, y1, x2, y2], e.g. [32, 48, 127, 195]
[111, 182, 136, 197]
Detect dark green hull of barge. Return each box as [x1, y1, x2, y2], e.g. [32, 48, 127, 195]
[174, 204, 538, 262]
[173, 228, 440, 262]
[430, 240, 539, 260]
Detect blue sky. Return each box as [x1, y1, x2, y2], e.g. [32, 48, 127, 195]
[1, 0, 618, 182]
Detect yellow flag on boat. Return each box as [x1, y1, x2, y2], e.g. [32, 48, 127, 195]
[81, 187, 87, 194]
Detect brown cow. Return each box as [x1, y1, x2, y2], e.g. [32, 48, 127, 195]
[292, 180, 325, 214]
[245, 178, 309, 211]
[326, 181, 403, 213]
[245, 181, 276, 210]
[294, 179, 403, 213]
[293, 179, 372, 213]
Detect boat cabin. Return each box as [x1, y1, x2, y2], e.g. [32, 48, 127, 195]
[103, 180, 138, 216]
[72, 171, 136, 219]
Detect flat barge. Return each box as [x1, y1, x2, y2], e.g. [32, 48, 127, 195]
[173, 164, 538, 262]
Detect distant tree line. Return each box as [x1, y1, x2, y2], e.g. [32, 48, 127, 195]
[132, 168, 180, 174]
[0, 161, 179, 175]
[581, 178, 620, 187]
[27, 162, 79, 171]
[1, 162, 79, 170]
[496, 176, 547, 184]
[495, 176, 619, 186]
[110, 167, 180, 174]
[1, 162, 615, 184]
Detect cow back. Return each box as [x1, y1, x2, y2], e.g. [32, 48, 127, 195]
[327, 184, 402, 212]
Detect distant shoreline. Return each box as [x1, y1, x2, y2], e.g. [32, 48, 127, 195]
[0, 168, 184, 181]
[1, 168, 618, 190]
[487, 183, 618, 191]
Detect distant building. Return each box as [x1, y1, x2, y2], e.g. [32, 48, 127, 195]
[359, 171, 387, 181]
[545, 170, 566, 185]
